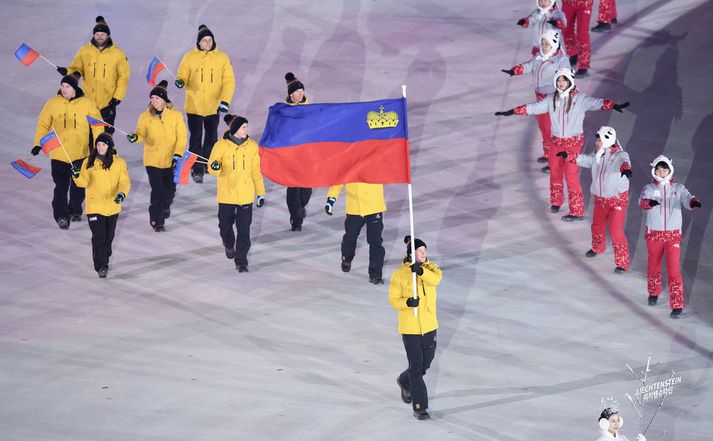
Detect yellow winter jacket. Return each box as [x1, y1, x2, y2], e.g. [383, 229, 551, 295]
[134, 107, 187, 168]
[208, 137, 265, 205]
[176, 48, 235, 116]
[73, 155, 131, 216]
[67, 42, 130, 109]
[389, 260, 441, 335]
[34, 92, 104, 163]
[327, 183, 386, 216]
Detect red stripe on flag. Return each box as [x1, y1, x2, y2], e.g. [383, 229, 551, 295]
[259, 138, 411, 187]
[178, 154, 198, 185]
[42, 137, 61, 155]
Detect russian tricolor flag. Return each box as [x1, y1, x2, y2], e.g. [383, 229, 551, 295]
[40, 131, 61, 155]
[258, 98, 411, 187]
[15, 43, 40, 67]
[11, 160, 41, 179]
[173, 152, 198, 185]
[146, 56, 166, 86]
[86, 115, 110, 127]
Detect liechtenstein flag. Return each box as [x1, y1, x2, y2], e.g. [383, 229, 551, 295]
[15, 43, 40, 67]
[258, 98, 411, 187]
[40, 131, 61, 155]
[173, 151, 198, 185]
[86, 115, 110, 127]
[146, 56, 165, 86]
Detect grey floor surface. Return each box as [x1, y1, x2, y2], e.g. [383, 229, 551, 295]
[1, 1, 712, 440]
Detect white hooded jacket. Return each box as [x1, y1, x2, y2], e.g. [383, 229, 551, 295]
[639, 156, 697, 232]
[520, 0, 567, 53]
[577, 143, 630, 199]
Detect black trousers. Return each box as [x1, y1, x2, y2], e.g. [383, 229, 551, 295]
[100, 104, 117, 135]
[187, 113, 219, 175]
[51, 158, 86, 221]
[88, 213, 118, 271]
[286, 187, 312, 226]
[341, 213, 385, 277]
[218, 203, 253, 266]
[399, 330, 437, 411]
[146, 166, 176, 226]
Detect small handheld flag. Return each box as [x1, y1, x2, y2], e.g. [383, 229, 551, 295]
[40, 132, 61, 155]
[86, 115, 111, 127]
[173, 151, 198, 185]
[10, 160, 41, 179]
[15, 43, 40, 67]
[146, 56, 166, 86]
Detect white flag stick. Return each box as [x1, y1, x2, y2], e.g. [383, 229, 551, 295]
[157, 57, 177, 79]
[402, 84, 418, 318]
[39, 54, 58, 69]
[52, 129, 73, 164]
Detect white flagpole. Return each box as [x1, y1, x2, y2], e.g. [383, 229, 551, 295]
[403, 84, 418, 318]
[38, 54, 58, 69]
[52, 129, 73, 164]
[157, 57, 177, 79]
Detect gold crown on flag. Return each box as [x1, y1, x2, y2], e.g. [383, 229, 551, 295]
[367, 105, 399, 129]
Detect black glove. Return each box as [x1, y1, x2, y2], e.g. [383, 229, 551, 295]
[71, 166, 80, 179]
[613, 102, 630, 112]
[517, 18, 527, 26]
[217, 101, 229, 113]
[495, 109, 514, 116]
[172, 154, 181, 169]
[621, 169, 632, 179]
[57, 66, 68, 76]
[555, 151, 568, 158]
[210, 160, 221, 171]
[501, 68, 515, 76]
[648, 200, 660, 207]
[108, 98, 121, 108]
[410, 261, 424, 276]
[547, 18, 559, 27]
[175, 79, 185, 88]
[127, 133, 138, 143]
[256, 195, 266, 208]
[31, 145, 41, 156]
[114, 192, 126, 204]
[325, 197, 336, 215]
[406, 297, 420, 308]
[691, 200, 702, 209]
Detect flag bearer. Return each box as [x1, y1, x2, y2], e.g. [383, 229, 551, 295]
[283, 72, 312, 231]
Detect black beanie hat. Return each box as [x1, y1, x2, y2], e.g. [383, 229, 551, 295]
[150, 80, 170, 103]
[285, 72, 305, 96]
[93, 16, 111, 35]
[95, 132, 115, 149]
[61, 74, 79, 91]
[224, 114, 248, 135]
[404, 235, 427, 255]
[197, 24, 215, 48]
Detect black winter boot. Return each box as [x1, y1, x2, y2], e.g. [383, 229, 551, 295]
[647, 295, 658, 306]
[562, 215, 585, 222]
[591, 21, 612, 32]
[585, 249, 597, 257]
[670, 308, 682, 319]
[341, 257, 351, 272]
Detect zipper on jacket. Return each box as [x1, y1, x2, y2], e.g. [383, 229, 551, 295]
[64, 112, 67, 129]
[663, 186, 667, 230]
[74, 113, 77, 129]
[211, 68, 213, 83]
[201, 68, 204, 83]
[103, 64, 106, 79]
[93, 62, 96, 79]
[233, 154, 235, 171]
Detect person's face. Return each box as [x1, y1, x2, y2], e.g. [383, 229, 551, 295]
[655, 165, 670, 178]
[540, 38, 553, 54]
[415, 246, 427, 263]
[96, 141, 109, 156]
[607, 414, 622, 435]
[60, 83, 76, 99]
[557, 76, 571, 92]
[94, 32, 108, 46]
[150, 95, 166, 111]
[235, 123, 249, 139]
[595, 137, 603, 150]
[290, 88, 305, 103]
[539, 0, 552, 8]
[199, 36, 213, 51]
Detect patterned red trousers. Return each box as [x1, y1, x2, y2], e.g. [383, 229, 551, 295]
[646, 229, 684, 309]
[563, 1, 593, 69]
[597, 0, 617, 23]
[535, 92, 551, 158]
[591, 193, 629, 269]
[550, 135, 584, 216]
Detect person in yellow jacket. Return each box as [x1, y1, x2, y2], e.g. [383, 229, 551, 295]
[71, 134, 130, 278]
[57, 16, 130, 135]
[325, 182, 386, 284]
[389, 236, 441, 420]
[126, 81, 187, 232]
[283, 72, 313, 232]
[175, 24, 235, 183]
[31, 74, 104, 229]
[208, 115, 266, 272]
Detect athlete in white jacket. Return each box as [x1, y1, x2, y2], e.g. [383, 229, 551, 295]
[596, 408, 645, 441]
[516, 0, 567, 57]
[639, 156, 701, 319]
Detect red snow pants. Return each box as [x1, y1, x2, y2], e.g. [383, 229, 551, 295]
[597, 0, 617, 23]
[535, 92, 551, 158]
[550, 135, 584, 216]
[563, 0, 593, 69]
[646, 230, 684, 309]
[591, 193, 629, 269]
